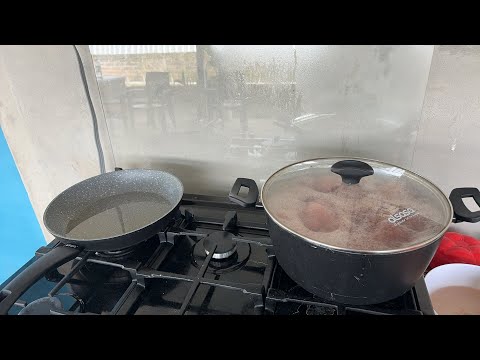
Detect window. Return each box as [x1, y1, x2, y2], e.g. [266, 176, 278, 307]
[88, 45, 433, 195]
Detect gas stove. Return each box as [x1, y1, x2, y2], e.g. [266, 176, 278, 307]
[2, 193, 435, 315]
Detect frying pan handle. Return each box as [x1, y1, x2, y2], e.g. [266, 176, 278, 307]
[229, 178, 259, 208]
[331, 160, 374, 185]
[0, 244, 82, 315]
[450, 187, 480, 223]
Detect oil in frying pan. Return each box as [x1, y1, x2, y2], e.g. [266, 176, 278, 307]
[64, 192, 172, 239]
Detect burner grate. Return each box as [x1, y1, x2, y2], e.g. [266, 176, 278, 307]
[35, 206, 273, 315]
[265, 262, 427, 315]
[5, 193, 434, 315]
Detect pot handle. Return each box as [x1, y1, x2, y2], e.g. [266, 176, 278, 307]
[449, 188, 480, 223]
[331, 160, 374, 185]
[0, 243, 82, 315]
[229, 178, 259, 208]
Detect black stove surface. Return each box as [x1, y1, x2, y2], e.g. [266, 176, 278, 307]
[1, 193, 434, 315]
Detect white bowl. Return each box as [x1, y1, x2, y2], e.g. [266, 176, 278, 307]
[425, 263, 480, 315]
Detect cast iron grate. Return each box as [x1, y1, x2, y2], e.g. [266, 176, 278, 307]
[34, 200, 274, 315]
[8, 194, 433, 315]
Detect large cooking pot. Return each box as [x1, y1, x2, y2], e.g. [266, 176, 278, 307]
[229, 157, 480, 305]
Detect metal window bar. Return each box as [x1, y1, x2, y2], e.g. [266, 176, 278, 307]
[88, 45, 197, 55]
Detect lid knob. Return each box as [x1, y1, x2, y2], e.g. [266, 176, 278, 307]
[331, 160, 374, 185]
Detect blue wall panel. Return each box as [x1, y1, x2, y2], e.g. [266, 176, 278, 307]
[0, 128, 44, 284]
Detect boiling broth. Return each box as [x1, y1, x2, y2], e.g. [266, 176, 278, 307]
[263, 171, 445, 251]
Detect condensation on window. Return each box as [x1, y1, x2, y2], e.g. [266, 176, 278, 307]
[89, 45, 434, 196]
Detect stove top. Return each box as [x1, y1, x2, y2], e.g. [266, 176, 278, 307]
[1, 193, 434, 315]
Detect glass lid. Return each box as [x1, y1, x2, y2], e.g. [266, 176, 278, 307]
[261, 157, 452, 253]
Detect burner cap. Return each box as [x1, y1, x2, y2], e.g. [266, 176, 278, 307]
[18, 297, 63, 315]
[203, 231, 237, 260]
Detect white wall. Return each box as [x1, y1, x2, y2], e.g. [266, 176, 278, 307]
[412, 45, 480, 237]
[0, 45, 114, 241]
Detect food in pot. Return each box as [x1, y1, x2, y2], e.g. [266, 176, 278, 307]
[403, 214, 432, 232]
[371, 221, 413, 249]
[309, 175, 342, 193]
[300, 202, 339, 232]
[264, 170, 445, 252]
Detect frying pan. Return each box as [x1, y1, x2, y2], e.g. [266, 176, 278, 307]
[0, 169, 183, 315]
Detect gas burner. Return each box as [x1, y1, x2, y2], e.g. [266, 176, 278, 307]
[192, 233, 251, 274]
[94, 238, 152, 260]
[18, 297, 63, 315]
[78, 262, 132, 285]
[95, 246, 137, 260]
[203, 231, 237, 259]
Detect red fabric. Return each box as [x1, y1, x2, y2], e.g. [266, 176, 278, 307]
[429, 232, 480, 269]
